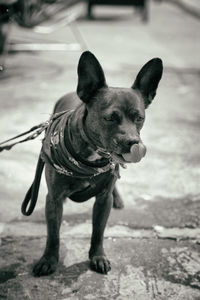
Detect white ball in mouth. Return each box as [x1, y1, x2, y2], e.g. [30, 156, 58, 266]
[122, 142, 147, 163]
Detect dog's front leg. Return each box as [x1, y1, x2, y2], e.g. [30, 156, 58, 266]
[89, 176, 116, 274]
[33, 192, 63, 276]
[33, 167, 67, 276]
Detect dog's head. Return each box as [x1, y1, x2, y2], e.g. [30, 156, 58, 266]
[77, 51, 163, 163]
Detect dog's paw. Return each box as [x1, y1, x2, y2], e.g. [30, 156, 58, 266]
[113, 196, 124, 209]
[90, 255, 111, 274]
[33, 255, 58, 277]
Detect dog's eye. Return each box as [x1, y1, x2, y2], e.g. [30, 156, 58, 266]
[104, 112, 121, 123]
[136, 116, 144, 123]
[104, 115, 115, 122]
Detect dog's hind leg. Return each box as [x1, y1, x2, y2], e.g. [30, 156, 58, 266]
[113, 186, 124, 209]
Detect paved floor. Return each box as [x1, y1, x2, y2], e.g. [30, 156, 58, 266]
[0, 1, 200, 299]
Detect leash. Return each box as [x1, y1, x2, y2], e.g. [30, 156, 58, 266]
[0, 110, 69, 152]
[21, 155, 44, 216]
[0, 110, 71, 216]
[0, 122, 49, 152]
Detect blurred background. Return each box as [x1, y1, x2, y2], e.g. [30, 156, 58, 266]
[0, 0, 200, 299]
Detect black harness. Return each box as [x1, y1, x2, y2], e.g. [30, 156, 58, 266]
[41, 108, 116, 178]
[21, 107, 120, 216]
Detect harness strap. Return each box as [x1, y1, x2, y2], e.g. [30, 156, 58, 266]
[21, 154, 44, 216]
[69, 165, 119, 203]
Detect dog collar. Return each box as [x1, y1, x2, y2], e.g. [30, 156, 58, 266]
[41, 109, 119, 178]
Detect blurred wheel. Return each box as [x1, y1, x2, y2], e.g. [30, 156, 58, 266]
[14, 0, 43, 27]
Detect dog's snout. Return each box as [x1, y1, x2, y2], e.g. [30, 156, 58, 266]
[117, 137, 139, 153]
[113, 136, 140, 153]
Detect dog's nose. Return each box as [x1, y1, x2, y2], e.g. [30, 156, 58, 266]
[127, 138, 139, 147]
[125, 138, 139, 152]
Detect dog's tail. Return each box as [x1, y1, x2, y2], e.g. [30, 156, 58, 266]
[21, 153, 44, 216]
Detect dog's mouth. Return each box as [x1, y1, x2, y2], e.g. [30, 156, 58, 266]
[112, 152, 130, 164]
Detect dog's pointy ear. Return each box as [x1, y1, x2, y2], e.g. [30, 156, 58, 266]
[132, 58, 163, 108]
[77, 51, 107, 103]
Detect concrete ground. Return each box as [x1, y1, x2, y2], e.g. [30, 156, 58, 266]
[167, 0, 200, 19]
[0, 1, 200, 299]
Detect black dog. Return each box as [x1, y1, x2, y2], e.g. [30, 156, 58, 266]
[31, 51, 163, 276]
